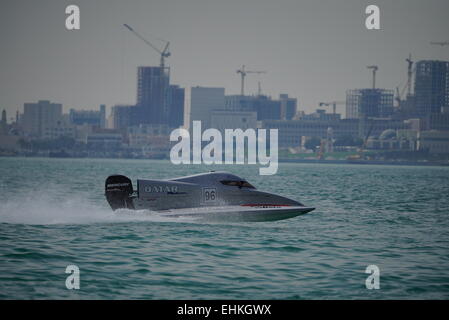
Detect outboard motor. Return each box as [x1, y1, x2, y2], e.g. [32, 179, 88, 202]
[105, 175, 135, 210]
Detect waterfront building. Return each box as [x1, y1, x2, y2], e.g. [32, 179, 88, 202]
[22, 100, 63, 137]
[418, 130, 449, 154]
[261, 118, 409, 148]
[69, 105, 106, 128]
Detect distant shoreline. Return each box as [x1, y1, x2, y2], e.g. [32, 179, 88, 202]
[1, 153, 449, 168]
[279, 158, 449, 167]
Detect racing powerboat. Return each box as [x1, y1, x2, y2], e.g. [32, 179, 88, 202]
[105, 171, 315, 221]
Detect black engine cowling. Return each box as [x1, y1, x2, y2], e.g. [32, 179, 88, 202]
[105, 175, 135, 210]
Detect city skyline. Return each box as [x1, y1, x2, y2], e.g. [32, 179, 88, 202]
[1, 0, 449, 117]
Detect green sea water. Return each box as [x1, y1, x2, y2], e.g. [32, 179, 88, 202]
[0, 157, 448, 299]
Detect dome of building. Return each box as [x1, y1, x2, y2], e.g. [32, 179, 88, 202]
[379, 129, 396, 140]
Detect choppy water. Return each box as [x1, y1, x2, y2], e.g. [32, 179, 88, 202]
[0, 157, 448, 299]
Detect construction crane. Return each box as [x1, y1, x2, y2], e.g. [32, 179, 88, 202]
[395, 54, 416, 107]
[318, 101, 345, 115]
[367, 65, 378, 89]
[395, 87, 402, 107]
[430, 41, 449, 46]
[236, 65, 266, 96]
[406, 54, 413, 96]
[361, 120, 375, 151]
[123, 24, 171, 68]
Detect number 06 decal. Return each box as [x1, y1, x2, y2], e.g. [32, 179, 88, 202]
[202, 188, 217, 204]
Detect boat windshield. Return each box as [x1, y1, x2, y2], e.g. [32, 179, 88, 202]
[220, 180, 255, 189]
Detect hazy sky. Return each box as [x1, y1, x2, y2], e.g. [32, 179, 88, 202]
[0, 0, 448, 119]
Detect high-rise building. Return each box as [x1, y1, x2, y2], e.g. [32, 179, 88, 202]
[279, 94, 297, 120]
[100, 104, 106, 128]
[137, 66, 170, 125]
[0, 109, 6, 135]
[253, 96, 282, 120]
[189, 87, 225, 129]
[168, 85, 185, 128]
[22, 100, 63, 137]
[414, 60, 449, 118]
[346, 89, 394, 119]
[110, 105, 136, 130]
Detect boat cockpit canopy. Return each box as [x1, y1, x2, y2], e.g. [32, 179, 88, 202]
[220, 180, 255, 189]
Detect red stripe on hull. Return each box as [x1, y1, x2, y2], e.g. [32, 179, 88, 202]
[240, 204, 293, 207]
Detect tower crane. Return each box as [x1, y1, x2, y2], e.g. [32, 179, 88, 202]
[123, 24, 171, 69]
[367, 65, 378, 89]
[406, 54, 413, 97]
[395, 54, 416, 107]
[395, 87, 401, 107]
[319, 101, 345, 115]
[236, 65, 266, 96]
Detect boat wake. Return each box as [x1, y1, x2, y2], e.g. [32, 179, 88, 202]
[0, 191, 197, 226]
